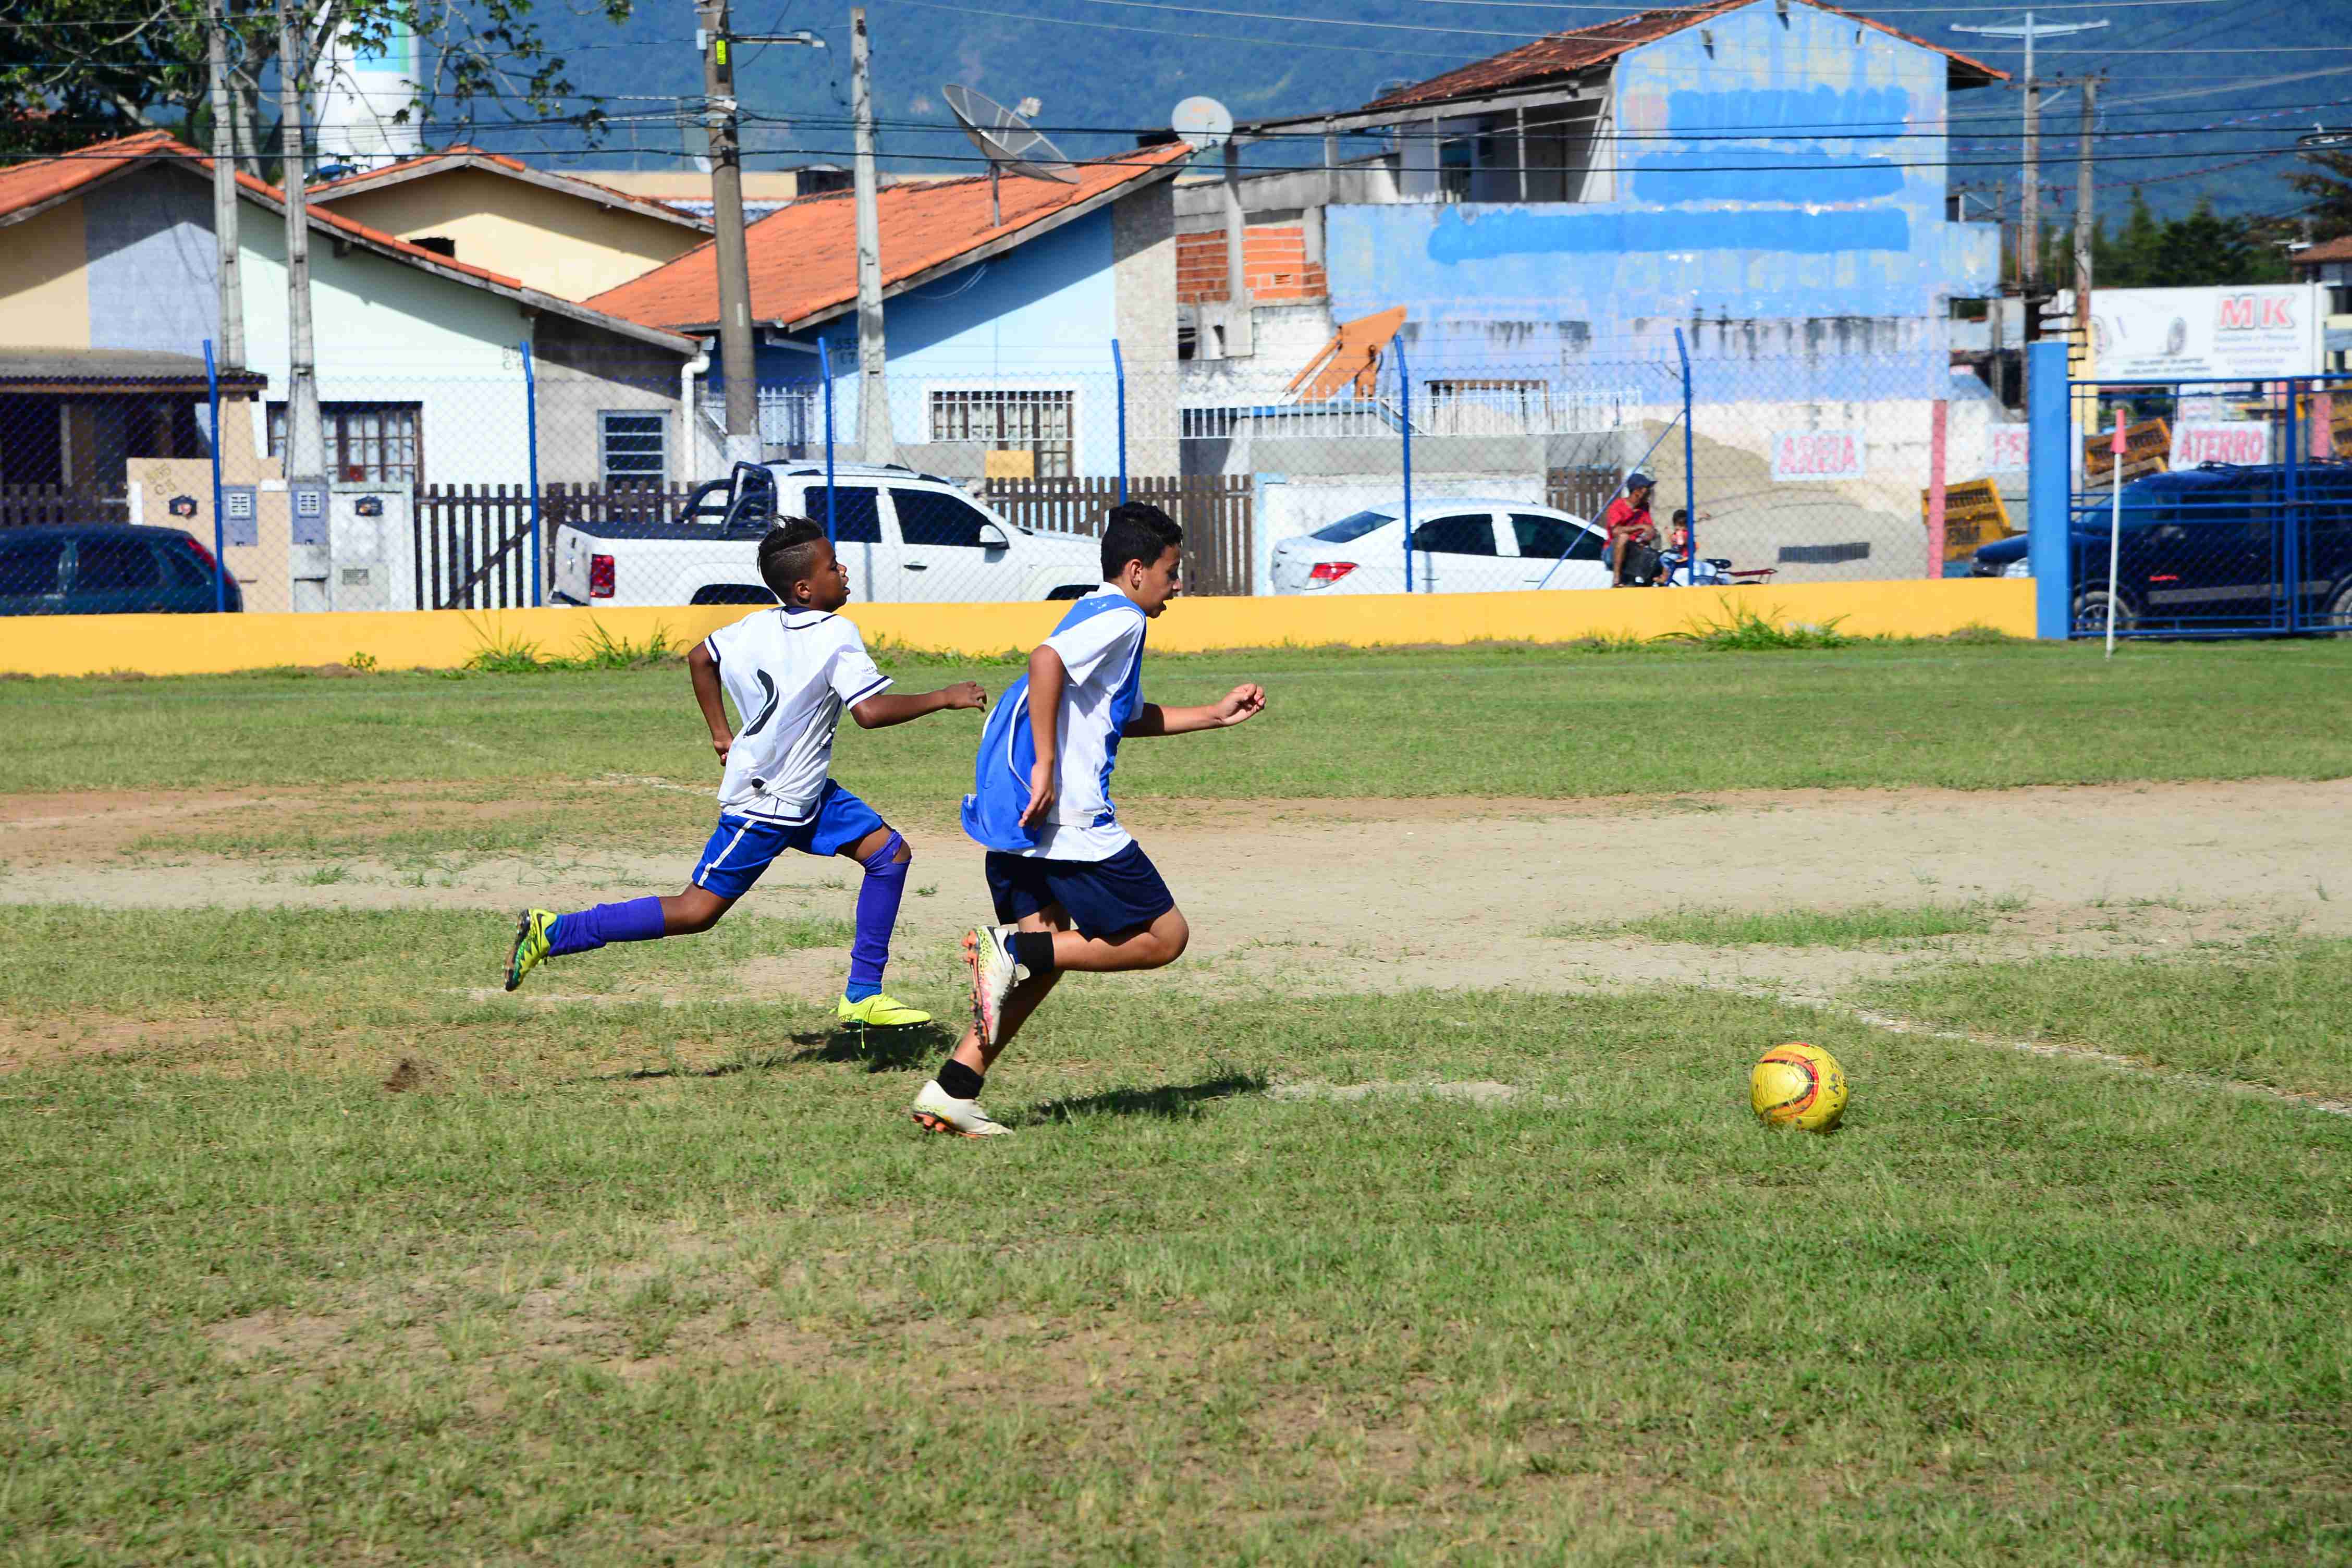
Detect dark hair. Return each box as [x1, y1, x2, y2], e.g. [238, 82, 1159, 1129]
[1099, 502, 1182, 580]
[757, 518, 829, 602]
[1671, 509, 1689, 528]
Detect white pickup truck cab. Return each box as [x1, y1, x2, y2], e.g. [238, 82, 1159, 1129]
[552, 462, 1103, 607]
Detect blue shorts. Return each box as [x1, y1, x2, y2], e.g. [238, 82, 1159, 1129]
[691, 780, 887, 900]
[984, 842, 1175, 941]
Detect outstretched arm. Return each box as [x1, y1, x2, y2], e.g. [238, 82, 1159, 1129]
[851, 681, 986, 730]
[1124, 683, 1266, 737]
[689, 643, 733, 762]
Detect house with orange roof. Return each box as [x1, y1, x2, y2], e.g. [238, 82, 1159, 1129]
[0, 132, 703, 610]
[589, 142, 1194, 479]
[305, 146, 714, 302]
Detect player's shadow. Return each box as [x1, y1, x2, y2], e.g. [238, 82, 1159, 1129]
[1020, 1072, 1267, 1126]
[784, 1021, 950, 1073]
[586, 1023, 945, 1082]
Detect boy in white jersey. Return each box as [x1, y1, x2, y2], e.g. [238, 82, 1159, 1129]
[910, 504, 1266, 1136]
[504, 518, 985, 1027]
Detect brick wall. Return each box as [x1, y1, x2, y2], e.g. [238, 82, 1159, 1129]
[1176, 226, 1328, 305]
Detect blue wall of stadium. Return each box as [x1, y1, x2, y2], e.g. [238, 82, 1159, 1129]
[1325, 0, 2000, 401]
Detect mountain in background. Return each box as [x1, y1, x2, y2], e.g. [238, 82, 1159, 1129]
[456, 0, 2351, 226]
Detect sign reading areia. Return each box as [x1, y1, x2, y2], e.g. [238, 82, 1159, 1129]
[1770, 430, 1866, 482]
[2092, 285, 2323, 381]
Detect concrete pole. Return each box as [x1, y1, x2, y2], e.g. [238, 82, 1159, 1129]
[206, 0, 244, 369]
[2074, 76, 2097, 368]
[275, 0, 323, 483]
[850, 7, 894, 464]
[699, 0, 760, 466]
[2023, 76, 2041, 294]
[1222, 138, 1246, 312]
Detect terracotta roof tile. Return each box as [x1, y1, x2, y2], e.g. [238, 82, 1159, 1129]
[1364, 0, 2003, 111]
[588, 143, 1192, 332]
[0, 129, 179, 220]
[0, 132, 693, 350]
[2293, 235, 2352, 267]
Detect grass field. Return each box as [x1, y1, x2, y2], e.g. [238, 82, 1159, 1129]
[5, 636, 2352, 1563]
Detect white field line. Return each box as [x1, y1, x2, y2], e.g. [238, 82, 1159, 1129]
[1766, 990, 2352, 1122]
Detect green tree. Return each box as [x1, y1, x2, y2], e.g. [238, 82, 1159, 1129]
[1, 0, 629, 168]
[2283, 148, 2352, 243]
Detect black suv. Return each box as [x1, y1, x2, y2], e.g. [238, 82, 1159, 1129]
[1976, 462, 2352, 634]
[0, 524, 242, 616]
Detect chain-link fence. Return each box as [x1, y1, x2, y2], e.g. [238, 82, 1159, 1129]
[1, 333, 2005, 616]
[2053, 373, 2352, 638]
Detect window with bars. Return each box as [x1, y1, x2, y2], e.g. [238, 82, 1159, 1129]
[1422, 379, 1552, 437]
[600, 411, 668, 487]
[928, 389, 1075, 478]
[267, 402, 423, 485]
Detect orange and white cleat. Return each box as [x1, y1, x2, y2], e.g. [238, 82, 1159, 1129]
[961, 922, 1024, 1048]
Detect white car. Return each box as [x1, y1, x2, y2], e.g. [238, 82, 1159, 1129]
[1268, 500, 1612, 595]
[552, 462, 1102, 607]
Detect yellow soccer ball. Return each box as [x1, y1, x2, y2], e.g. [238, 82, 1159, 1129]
[1750, 1043, 1848, 1132]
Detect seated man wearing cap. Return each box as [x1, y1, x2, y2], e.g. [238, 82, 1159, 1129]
[1603, 472, 1662, 586]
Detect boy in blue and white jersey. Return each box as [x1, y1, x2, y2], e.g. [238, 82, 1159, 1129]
[910, 504, 1267, 1137]
[504, 518, 987, 1027]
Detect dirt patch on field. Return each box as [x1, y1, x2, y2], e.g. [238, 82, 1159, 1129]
[0, 783, 567, 865]
[4, 777, 2347, 996]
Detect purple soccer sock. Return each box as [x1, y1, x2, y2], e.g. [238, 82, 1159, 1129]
[545, 895, 667, 958]
[844, 834, 908, 1001]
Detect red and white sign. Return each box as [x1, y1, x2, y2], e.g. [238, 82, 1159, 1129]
[1985, 423, 2030, 473]
[1771, 429, 1867, 482]
[2170, 422, 2271, 467]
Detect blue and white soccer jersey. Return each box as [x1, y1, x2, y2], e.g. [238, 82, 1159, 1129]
[962, 586, 1175, 937]
[691, 606, 891, 899]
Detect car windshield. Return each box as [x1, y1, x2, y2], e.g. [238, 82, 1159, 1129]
[1310, 510, 1394, 544]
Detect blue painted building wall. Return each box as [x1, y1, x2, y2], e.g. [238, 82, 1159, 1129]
[1327, 0, 2000, 402]
[733, 207, 1130, 473]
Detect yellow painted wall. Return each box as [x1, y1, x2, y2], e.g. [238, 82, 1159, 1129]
[315, 168, 702, 301]
[0, 196, 92, 350]
[0, 579, 2035, 679]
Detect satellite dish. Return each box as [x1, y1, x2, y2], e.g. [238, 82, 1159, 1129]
[945, 83, 1079, 226]
[1171, 96, 1233, 153]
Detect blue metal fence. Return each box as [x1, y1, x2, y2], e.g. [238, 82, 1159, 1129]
[2057, 362, 2352, 639]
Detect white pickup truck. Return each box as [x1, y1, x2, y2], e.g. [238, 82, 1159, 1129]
[550, 461, 1104, 607]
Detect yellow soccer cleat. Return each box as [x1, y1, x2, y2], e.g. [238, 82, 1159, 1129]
[837, 992, 932, 1028]
[505, 909, 557, 992]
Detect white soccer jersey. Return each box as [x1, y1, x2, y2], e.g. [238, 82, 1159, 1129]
[1018, 585, 1148, 862]
[702, 607, 891, 823]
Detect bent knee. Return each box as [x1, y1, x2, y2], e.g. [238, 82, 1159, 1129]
[1154, 911, 1190, 963]
[890, 836, 913, 865]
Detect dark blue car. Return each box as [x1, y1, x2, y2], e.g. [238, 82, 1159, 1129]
[0, 524, 243, 616]
[1973, 462, 2352, 634]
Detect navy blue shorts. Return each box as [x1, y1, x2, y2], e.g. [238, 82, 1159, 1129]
[691, 780, 887, 900]
[984, 842, 1175, 940]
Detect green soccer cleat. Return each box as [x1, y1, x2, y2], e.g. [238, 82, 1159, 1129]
[505, 909, 557, 991]
[836, 992, 932, 1028]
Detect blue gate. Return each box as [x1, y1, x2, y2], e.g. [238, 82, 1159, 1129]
[2062, 372, 2352, 638]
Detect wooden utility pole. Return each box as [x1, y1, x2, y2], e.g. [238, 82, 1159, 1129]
[698, 0, 759, 466]
[206, 0, 244, 368]
[850, 7, 895, 464]
[275, 0, 323, 483]
[2074, 76, 2098, 368]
